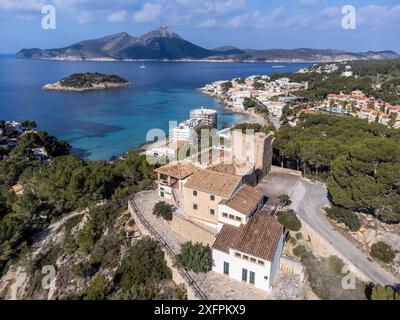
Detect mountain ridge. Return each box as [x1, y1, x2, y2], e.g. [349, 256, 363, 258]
[16, 26, 400, 62]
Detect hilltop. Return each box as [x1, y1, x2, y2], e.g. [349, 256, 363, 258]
[17, 26, 399, 63]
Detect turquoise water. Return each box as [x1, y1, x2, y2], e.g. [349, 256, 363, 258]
[0, 55, 310, 159]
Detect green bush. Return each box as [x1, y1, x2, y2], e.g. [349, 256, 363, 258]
[295, 232, 303, 240]
[277, 210, 302, 231]
[369, 285, 400, 300]
[293, 245, 307, 257]
[174, 241, 212, 273]
[176, 283, 188, 300]
[153, 201, 173, 221]
[370, 241, 396, 264]
[114, 237, 172, 295]
[83, 274, 111, 300]
[278, 194, 292, 207]
[72, 262, 92, 278]
[325, 206, 361, 232]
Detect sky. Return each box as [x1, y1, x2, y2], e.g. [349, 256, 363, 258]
[0, 0, 399, 53]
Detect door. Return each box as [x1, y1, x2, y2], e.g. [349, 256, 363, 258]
[223, 262, 229, 275]
[242, 268, 248, 282]
[249, 271, 255, 285]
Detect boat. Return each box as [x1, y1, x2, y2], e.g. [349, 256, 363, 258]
[140, 62, 146, 69]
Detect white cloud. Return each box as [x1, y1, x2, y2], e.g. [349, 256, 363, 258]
[0, 0, 45, 12]
[107, 10, 128, 23]
[77, 10, 93, 24]
[197, 18, 217, 28]
[133, 2, 162, 23]
[224, 6, 312, 29]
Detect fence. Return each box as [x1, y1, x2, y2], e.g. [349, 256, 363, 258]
[128, 196, 208, 300]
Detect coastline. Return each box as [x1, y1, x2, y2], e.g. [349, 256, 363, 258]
[42, 81, 131, 92]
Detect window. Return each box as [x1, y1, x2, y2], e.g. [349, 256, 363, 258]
[193, 204, 198, 210]
[193, 190, 198, 196]
[210, 209, 215, 216]
[223, 213, 228, 218]
[160, 191, 165, 198]
[249, 271, 255, 284]
[242, 269, 248, 282]
[229, 214, 234, 220]
[258, 260, 265, 266]
[250, 257, 257, 263]
[223, 262, 229, 275]
[243, 255, 249, 260]
[235, 216, 242, 222]
[210, 195, 215, 201]
[235, 252, 241, 257]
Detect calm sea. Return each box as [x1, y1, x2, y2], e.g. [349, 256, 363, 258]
[0, 55, 310, 160]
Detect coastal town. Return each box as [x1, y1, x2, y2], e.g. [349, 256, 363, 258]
[2, 58, 400, 301]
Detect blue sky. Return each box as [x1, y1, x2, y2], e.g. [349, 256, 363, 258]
[0, 0, 399, 53]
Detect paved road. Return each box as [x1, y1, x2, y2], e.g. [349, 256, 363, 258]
[290, 179, 399, 285]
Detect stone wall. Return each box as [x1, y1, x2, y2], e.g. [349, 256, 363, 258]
[128, 200, 205, 300]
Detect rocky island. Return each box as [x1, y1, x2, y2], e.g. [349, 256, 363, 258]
[43, 72, 131, 91]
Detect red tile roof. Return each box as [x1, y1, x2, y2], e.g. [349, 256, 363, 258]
[212, 210, 283, 261]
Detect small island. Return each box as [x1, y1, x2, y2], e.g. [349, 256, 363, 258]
[43, 72, 131, 92]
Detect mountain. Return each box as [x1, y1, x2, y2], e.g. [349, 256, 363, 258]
[16, 26, 400, 62]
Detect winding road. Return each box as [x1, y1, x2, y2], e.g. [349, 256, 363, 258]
[290, 179, 399, 285]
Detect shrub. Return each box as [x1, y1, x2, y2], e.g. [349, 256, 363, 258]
[153, 201, 173, 221]
[325, 206, 361, 232]
[83, 274, 111, 300]
[176, 283, 188, 300]
[114, 237, 172, 294]
[293, 245, 307, 257]
[72, 262, 92, 278]
[174, 241, 212, 273]
[369, 285, 399, 300]
[370, 241, 396, 264]
[295, 232, 303, 240]
[277, 210, 302, 231]
[278, 194, 292, 207]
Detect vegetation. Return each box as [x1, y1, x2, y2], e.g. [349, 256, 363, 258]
[83, 274, 111, 300]
[325, 206, 361, 232]
[301, 253, 366, 300]
[370, 241, 396, 264]
[152, 201, 173, 221]
[0, 119, 155, 277]
[277, 210, 302, 231]
[293, 245, 307, 258]
[175, 283, 188, 300]
[368, 284, 400, 300]
[114, 237, 172, 299]
[174, 241, 212, 273]
[221, 81, 233, 92]
[274, 114, 400, 223]
[278, 194, 292, 207]
[59, 72, 129, 89]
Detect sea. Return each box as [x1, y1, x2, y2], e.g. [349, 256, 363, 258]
[0, 55, 310, 160]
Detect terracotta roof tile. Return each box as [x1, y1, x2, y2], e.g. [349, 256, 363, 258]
[154, 161, 199, 180]
[212, 210, 283, 261]
[223, 185, 265, 216]
[184, 169, 242, 198]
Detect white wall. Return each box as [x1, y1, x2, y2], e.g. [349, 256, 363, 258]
[218, 205, 247, 228]
[212, 249, 273, 292]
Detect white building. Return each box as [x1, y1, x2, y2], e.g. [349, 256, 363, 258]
[212, 185, 284, 292]
[146, 141, 187, 161]
[190, 108, 217, 128]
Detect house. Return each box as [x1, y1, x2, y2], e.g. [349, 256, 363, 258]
[183, 169, 243, 228]
[10, 183, 24, 196]
[32, 147, 50, 163]
[154, 161, 199, 200]
[146, 141, 187, 161]
[212, 209, 284, 292]
[217, 184, 266, 230]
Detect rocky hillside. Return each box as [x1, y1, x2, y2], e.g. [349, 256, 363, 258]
[17, 26, 399, 62]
